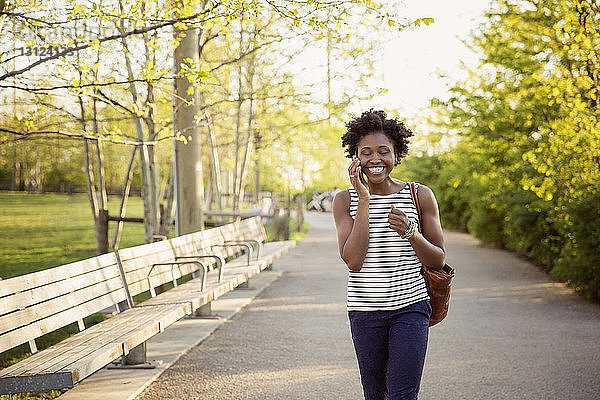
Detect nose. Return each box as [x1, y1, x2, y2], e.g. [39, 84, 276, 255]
[369, 153, 382, 164]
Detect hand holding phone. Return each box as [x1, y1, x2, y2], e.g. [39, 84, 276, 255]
[350, 156, 369, 197]
[358, 165, 368, 185]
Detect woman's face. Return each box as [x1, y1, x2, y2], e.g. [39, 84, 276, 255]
[356, 131, 396, 183]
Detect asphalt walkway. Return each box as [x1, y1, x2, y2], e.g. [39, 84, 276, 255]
[135, 212, 600, 400]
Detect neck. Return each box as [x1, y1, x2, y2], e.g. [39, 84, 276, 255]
[367, 177, 403, 195]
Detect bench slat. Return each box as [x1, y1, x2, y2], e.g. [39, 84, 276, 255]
[0, 253, 117, 297]
[121, 262, 201, 299]
[0, 303, 190, 394]
[0, 265, 122, 318]
[0, 310, 143, 376]
[55, 305, 190, 388]
[118, 250, 182, 274]
[116, 226, 230, 298]
[39, 304, 190, 375]
[0, 274, 125, 337]
[0, 287, 126, 353]
[0, 371, 74, 395]
[138, 263, 262, 309]
[138, 239, 296, 312]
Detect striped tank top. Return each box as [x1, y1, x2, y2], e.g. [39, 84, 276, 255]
[347, 183, 429, 311]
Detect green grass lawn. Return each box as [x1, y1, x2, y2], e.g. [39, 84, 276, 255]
[0, 191, 146, 279]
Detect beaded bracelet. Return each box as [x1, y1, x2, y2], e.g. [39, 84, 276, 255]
[400, 219, 417, 239]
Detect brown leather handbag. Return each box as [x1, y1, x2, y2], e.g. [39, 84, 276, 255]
[408, 183, 455, 327]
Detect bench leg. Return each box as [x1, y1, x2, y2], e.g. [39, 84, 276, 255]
[265, 263, 273, 271]
[184, 302, 220, 319]
[195, 302, 212, 317]
[124, 342, 147, 365]
[109, 342, 156, 369]
[237, 280, 250, 289]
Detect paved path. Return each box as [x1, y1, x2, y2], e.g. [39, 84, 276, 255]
[137, 212, 600, 400]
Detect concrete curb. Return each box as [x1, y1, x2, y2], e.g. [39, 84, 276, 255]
[60, 270, 283, 400]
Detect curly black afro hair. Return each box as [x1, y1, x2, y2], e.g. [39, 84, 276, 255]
[341, 109, 413, 161]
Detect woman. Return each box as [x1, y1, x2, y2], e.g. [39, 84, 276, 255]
[332, 109, 446, 400]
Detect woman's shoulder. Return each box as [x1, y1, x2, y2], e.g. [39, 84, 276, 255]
[413, 183, 438, 208]
[334, 188, 351, 203]
[413, 183, 434, 195]
[332, 188, 353, 217]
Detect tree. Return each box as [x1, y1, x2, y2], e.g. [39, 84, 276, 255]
[426, 0, 600, 299]
[1, 0, 434, 247]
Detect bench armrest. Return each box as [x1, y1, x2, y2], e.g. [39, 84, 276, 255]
[148, 261, 208, 296]
[212, 242, 253, 266]
[176, 255, 225, 282]
[225, 239, 263, 259]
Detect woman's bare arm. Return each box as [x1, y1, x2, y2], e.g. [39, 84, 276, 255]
[332, 190, 370, 271]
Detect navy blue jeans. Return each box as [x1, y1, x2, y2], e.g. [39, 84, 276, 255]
[348, 300, 431, 400]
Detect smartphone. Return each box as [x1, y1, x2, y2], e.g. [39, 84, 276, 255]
[354, 154, 368, 185]
[359, 168, 368, 185]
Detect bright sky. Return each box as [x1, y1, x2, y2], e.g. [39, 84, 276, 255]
[380, 0, 493, 119]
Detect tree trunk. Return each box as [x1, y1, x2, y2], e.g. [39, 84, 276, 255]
[143, 30, 161, 232]
[236, 99, 254, 208]
[119, 18, 160, 243]
[96, 209, 110, 254]
[18, 161, 24, 191]
[140, 144, 159, 243]
[236, 55, 255, 209]
[232, 18, 245, 214]
[204, 110, 223, 211]
[254, 155, 260, 205]
[10, 23, 17, 192]
[327, 28, 332, 124]
[112, 146, 137, 250]
[34, 147, 41, 192]
[173, 5, 204, 234]
[11, 146, 17, 191]
[144, 133, 160, 242]
[296, 195, 305, 232]
[93, 96, 108, 212]
[78, 95, 100, 225]
[159, 169, 176, 237]
[91, 27, 108, 212]
[83, 141, 100, 218]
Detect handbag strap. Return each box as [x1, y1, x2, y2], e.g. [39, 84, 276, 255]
[408, 182, 423, 234]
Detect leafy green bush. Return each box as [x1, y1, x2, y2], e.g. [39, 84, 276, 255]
[415, 0, 600, 300]
[551, 189, 600, 300]
[466, 197, 505, 246]
[503, 193, 562, 268]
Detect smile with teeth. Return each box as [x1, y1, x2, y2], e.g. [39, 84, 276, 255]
[367, 166, 385, 174]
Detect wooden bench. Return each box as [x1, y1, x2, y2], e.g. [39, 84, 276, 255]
[0, 216, 295, 395]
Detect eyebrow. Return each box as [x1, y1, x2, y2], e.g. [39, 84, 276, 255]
[359, 145, 391, 150]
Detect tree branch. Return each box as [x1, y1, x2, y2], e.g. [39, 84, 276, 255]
[0, 7, 219, 82]
[0, 127, 158, 146]
[94, 88, 137, 116]
[0, 76, 171, 92]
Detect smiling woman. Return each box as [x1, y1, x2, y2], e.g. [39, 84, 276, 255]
[332, 109, 446, 400]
